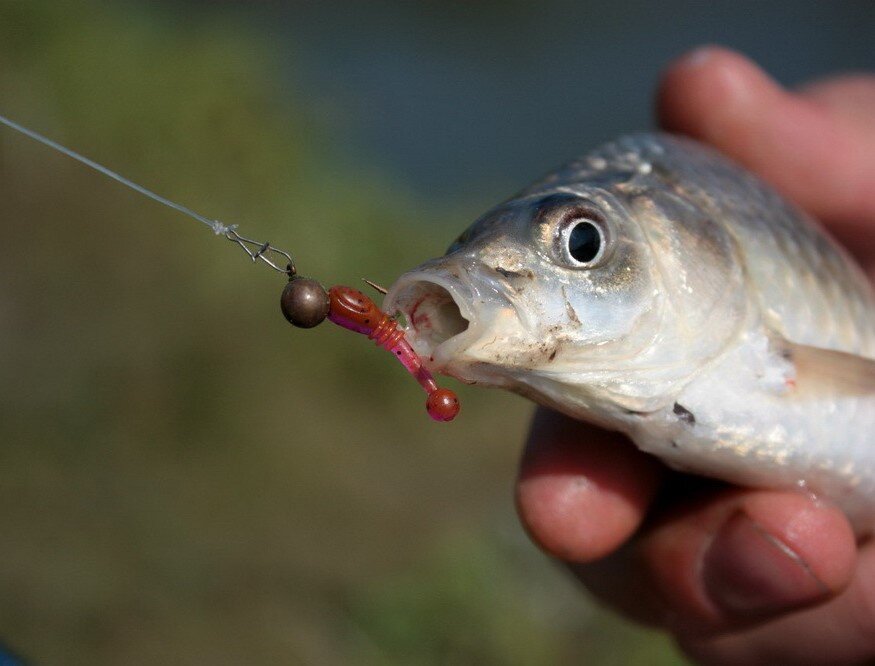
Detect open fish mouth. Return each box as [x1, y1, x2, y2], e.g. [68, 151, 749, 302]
[383, 268, 487, 372]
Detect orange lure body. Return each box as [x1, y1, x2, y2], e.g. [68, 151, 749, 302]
[327, 285, 459, 422]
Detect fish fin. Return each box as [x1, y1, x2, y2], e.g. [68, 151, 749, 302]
[784, 341, 875, 395]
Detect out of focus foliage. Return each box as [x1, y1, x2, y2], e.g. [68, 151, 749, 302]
[0, 1, 685, 664]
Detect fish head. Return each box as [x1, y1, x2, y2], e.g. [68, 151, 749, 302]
[384, 181, 748, 419]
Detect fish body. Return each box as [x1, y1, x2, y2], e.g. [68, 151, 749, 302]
[385, 134, 875, 532]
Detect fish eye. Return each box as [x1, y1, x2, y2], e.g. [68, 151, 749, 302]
[567, 221, 602, 263]
[556, 214, 608, 268]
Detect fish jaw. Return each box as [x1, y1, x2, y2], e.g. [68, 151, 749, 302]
[384, 259, 666, 428]
[383, 261, 524, 387]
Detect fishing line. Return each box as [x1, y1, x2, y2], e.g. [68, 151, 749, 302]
[0, 112, 295, 275]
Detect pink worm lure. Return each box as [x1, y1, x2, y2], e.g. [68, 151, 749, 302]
[326, 285, 460, 422]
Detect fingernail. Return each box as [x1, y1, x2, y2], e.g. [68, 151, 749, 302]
[703, 511, 829, 616]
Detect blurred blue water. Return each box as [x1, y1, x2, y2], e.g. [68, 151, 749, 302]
[0, 644, 24, 666]
[221, 0, 875, 205]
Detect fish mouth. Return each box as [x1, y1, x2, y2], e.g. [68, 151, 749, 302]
[383, 267, 486, 372]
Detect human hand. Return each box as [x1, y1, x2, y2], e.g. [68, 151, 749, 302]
[516, 46, 875, 665]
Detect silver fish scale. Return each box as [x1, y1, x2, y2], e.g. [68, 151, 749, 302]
[537, 134, 875, 357]
[594, 135, 875, 528]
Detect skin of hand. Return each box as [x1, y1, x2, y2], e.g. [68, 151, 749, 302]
[515, 46, 875, 666]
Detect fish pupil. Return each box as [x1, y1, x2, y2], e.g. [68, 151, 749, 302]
[568, 221, 601, 263]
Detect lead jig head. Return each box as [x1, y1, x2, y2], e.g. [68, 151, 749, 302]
[280, 276, 330, 328]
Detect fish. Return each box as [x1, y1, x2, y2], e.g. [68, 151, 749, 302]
[383, 133, 875, 533]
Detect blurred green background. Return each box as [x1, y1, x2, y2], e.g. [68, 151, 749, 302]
[0, 1, 872, 664]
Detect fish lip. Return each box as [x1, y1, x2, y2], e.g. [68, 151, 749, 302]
[383, 267, 488, 372]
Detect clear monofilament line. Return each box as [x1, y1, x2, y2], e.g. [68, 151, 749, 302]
[0, 112, 232, 236]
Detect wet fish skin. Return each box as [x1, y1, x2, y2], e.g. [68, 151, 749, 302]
[385, 134, 875, 532]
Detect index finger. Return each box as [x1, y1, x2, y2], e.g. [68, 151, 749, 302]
[656, 46, 875, 262]
[516, 408, 663, 563]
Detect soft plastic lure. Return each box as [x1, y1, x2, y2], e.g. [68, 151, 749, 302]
[326, 285, 459, 421]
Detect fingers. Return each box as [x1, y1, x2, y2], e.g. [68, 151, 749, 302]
[518, 410, 858, 635]
[800, 75, 875, 130]
[515, 408, 663, 563]
[518, 409, 857, 635]
[572, 484, 857, 637]
[656, 47, 875, 251]
[681, 541, 875, 665]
